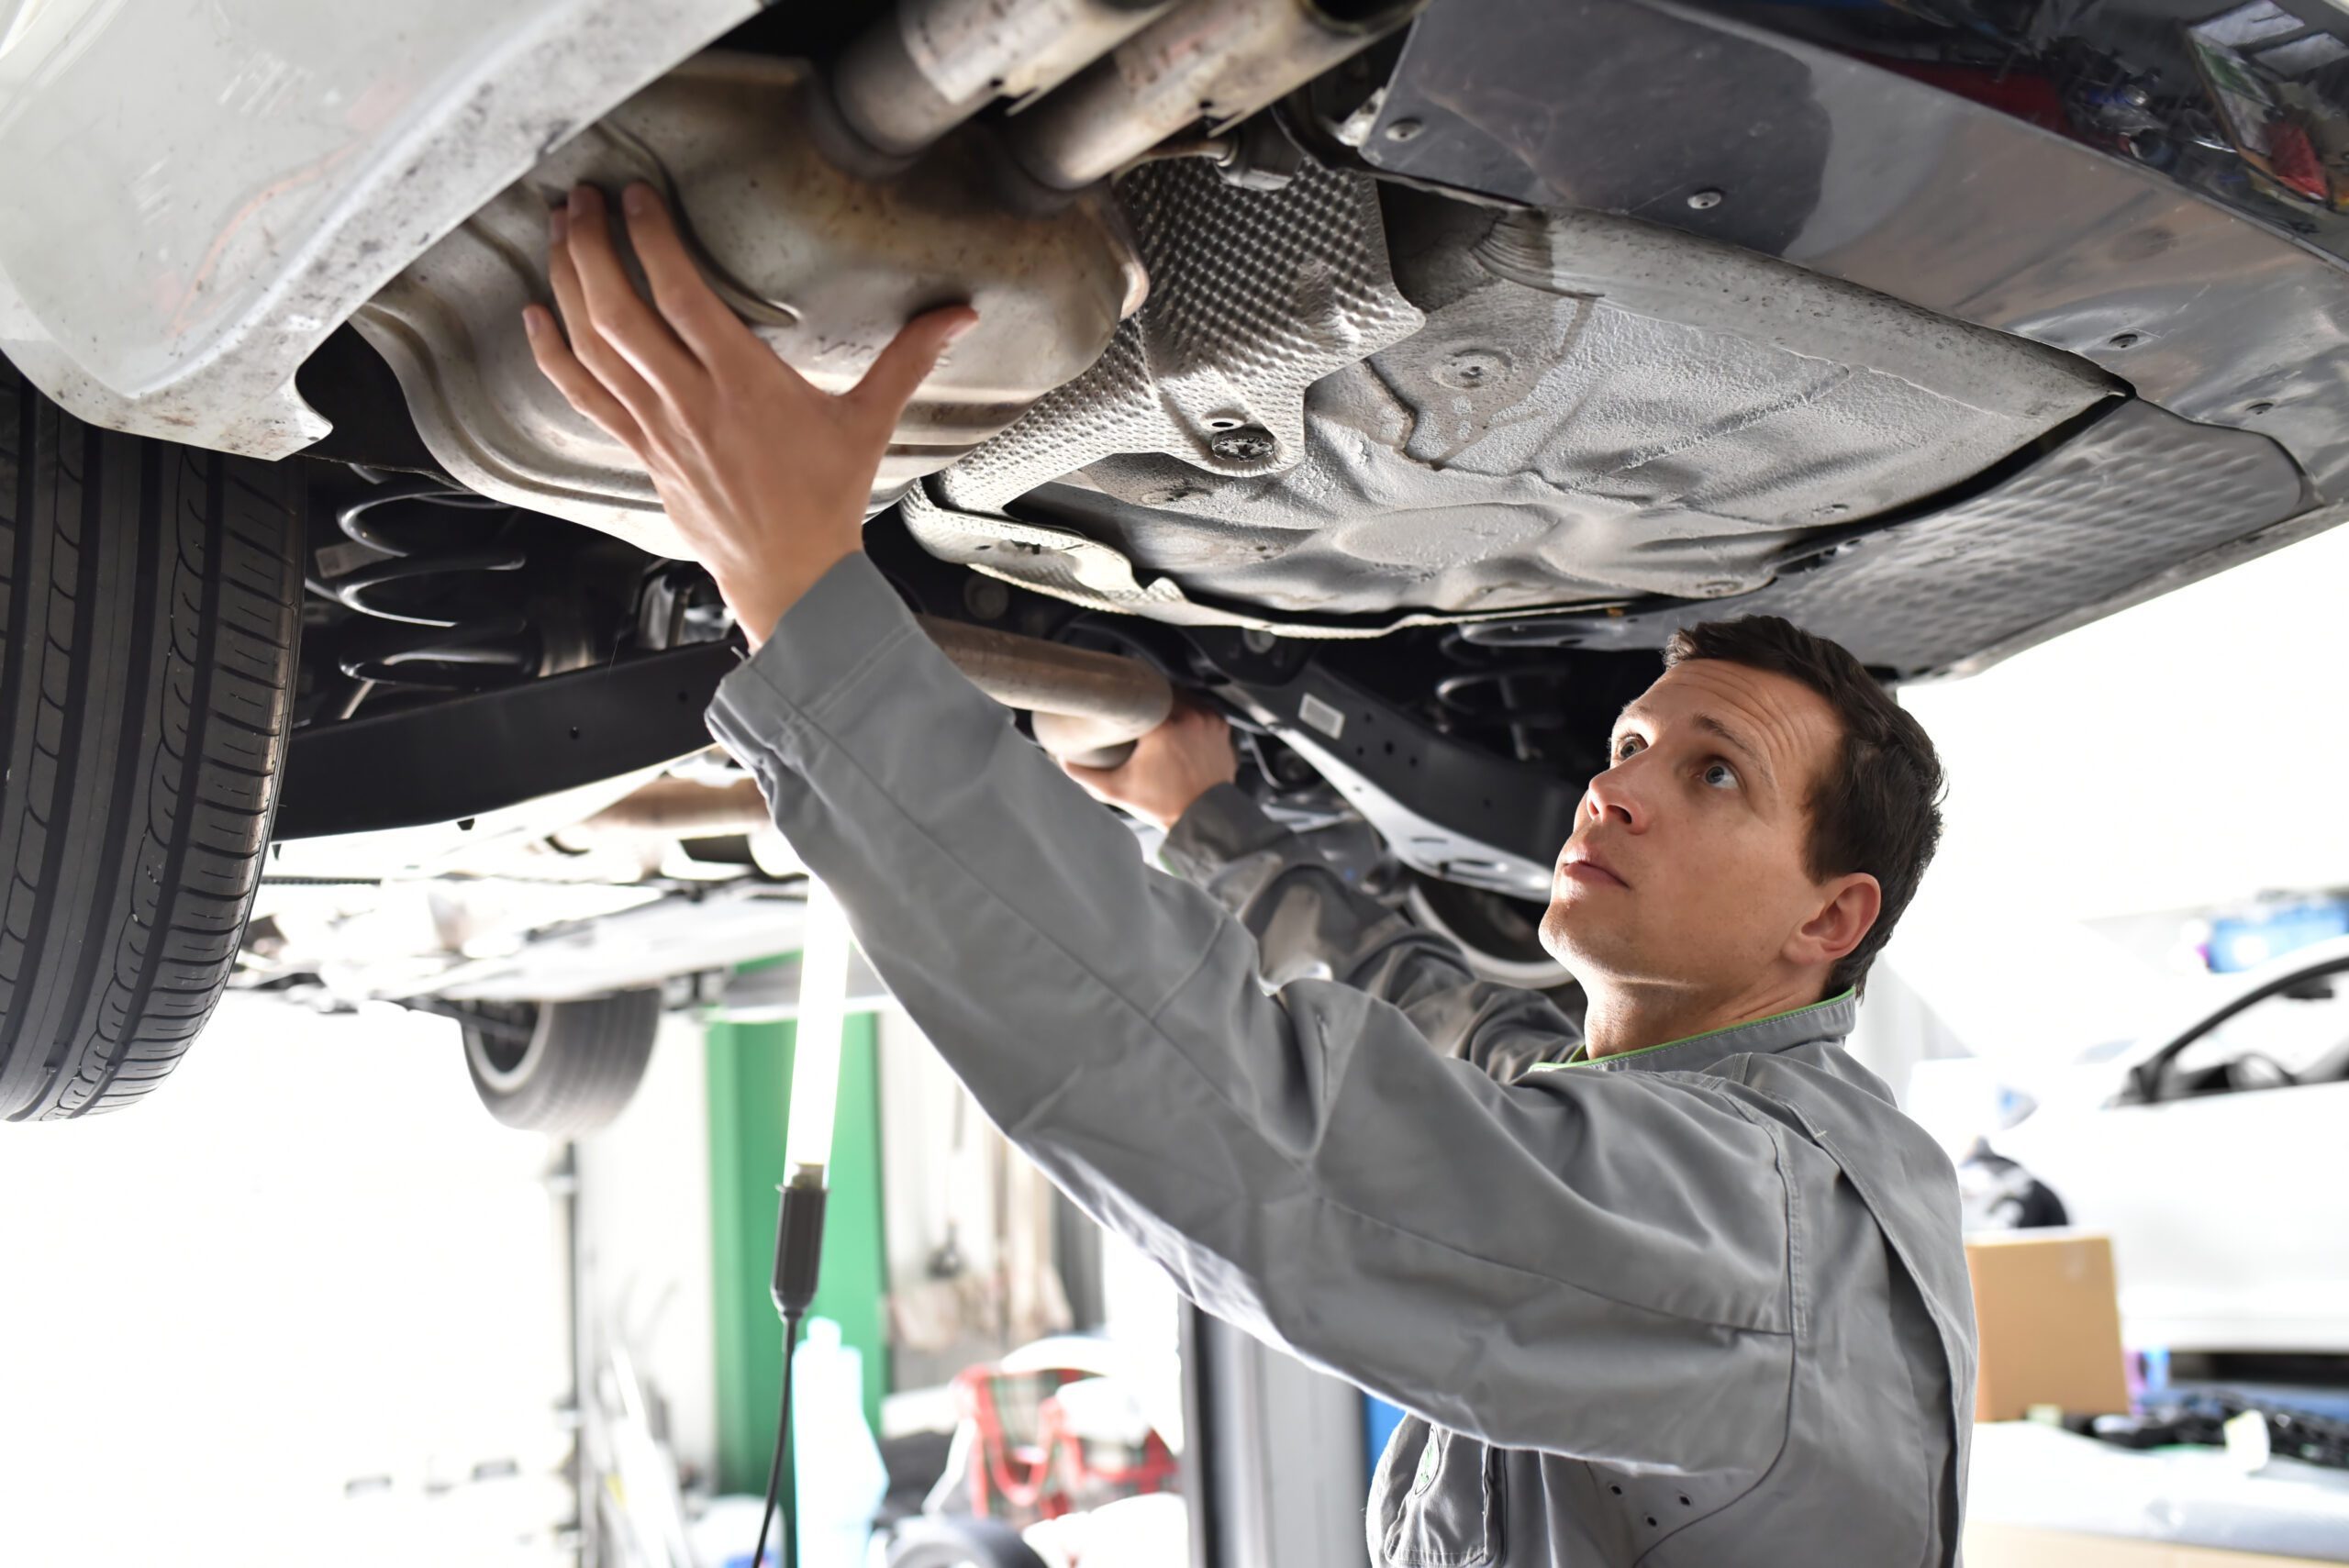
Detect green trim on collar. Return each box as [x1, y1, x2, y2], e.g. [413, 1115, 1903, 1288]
[1542, 988, 1857, 1071]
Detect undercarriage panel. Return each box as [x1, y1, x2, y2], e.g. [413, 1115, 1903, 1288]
[909, 161, 2117, 633]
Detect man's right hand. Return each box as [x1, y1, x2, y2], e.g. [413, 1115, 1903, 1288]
[1061, 703, 1239, 832]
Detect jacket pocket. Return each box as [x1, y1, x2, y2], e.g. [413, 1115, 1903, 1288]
[1371, 1419, 1506, 1568]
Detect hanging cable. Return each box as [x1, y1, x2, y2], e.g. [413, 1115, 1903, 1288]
[748, 880, 855, 1568]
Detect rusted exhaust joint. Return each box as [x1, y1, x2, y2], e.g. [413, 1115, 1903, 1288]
[918, 616, 1174, 769]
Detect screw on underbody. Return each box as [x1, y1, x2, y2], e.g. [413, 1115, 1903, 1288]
[1209, 427, 1276, 462]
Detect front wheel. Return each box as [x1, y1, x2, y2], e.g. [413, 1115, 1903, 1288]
[0, 361, 303, 1121]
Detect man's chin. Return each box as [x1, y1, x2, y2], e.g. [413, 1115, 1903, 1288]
[1540, 898, 1627, 976]
[1537, 901, 1578, 966]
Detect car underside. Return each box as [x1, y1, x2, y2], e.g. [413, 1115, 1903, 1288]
[7, 0, 2349, 1119]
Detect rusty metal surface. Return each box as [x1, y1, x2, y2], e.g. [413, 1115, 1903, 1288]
[352, 51, 1146, 559]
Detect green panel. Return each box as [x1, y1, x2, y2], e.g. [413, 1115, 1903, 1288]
[707, 1005, 891, 1497]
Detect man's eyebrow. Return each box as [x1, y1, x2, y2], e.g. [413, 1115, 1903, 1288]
[1696, 713, 1776, 787]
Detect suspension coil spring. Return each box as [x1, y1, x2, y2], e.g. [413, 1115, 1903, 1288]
[1433, 630, 1576, 762]
[308, 474, 539, 703]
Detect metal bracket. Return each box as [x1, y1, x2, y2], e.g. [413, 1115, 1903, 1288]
[1218, 659, 1578, 899]
[275, 642, 740, 839]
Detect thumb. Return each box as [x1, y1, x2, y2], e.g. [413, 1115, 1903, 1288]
[1059, 756, 1121, 798]
[848, 306, 978, 425]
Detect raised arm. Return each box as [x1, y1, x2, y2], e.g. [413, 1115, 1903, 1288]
[1069, 715, 1585, 1081]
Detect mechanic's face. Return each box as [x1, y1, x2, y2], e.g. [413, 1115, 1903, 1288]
[1540, 659, 1874, 997]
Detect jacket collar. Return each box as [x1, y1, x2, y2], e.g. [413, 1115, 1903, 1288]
[1558, 989, 1857, 1075]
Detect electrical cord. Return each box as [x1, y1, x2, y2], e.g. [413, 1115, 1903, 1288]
[750, 1309, 804, 1568]
[752, 1179, 829, 1568]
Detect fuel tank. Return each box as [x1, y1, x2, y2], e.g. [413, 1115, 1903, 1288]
[352, 51, 1147, 558]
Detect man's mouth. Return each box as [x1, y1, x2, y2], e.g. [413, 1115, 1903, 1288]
[1557, 849, 1629, 889]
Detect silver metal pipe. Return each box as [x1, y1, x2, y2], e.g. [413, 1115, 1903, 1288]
[833, 0, 1183, 158]
[572, 778, 774, 837]
[917, 615, 1174, 767]
[1008, 0, 1426, 190]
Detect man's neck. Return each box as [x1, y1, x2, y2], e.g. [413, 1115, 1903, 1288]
[1580, 973, 1831, 1060]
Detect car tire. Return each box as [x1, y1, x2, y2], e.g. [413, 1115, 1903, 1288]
[0, 362, 303, 1121]
[462, 990, 662, 1138]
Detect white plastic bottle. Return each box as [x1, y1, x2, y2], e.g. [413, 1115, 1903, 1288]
[792, 1317, 890, 1568]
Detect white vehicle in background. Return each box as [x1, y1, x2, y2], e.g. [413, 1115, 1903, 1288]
[1998, 936, 2349, 1357]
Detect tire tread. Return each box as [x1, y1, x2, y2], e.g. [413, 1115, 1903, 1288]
[0, 365, 301, 1120]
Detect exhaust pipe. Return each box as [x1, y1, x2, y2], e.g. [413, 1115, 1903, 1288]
[573, 615, 1169, 849]
[917, 616, 1174, 768]
[573, 777, 775, 837]
[1008, 0, 1426, 189]
[833, 0, 1183, 157]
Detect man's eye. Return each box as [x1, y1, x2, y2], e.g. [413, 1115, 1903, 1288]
[1611, 737, 1642, 762]
[1702, 762, 1739, 789]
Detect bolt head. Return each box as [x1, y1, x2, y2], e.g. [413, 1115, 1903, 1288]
[963, 576, 1012, 620]
[1435, 348, 1508, 390]
[1209, 427, 1277, 462]
[1383, 117, 1424, 143]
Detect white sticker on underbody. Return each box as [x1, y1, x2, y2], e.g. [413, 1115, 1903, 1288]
[1298, 694, 1346, 740]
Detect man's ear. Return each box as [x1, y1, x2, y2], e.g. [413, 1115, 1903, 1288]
[1787, 873, 1882, 976]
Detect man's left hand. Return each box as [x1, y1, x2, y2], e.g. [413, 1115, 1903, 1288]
[1062, 703, 1239, 831]
[523, 182, 976, 646]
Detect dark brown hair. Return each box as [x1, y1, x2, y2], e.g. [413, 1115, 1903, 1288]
[1664, 617, 1944, 996]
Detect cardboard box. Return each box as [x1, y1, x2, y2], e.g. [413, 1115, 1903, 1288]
[1965, 1229, 2130, 1423]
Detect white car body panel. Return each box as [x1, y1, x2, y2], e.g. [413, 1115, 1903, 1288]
[0, 0, 752, 456]
[1997, 935, 2349, 1355]
[2000, 1083, 2349, 1354]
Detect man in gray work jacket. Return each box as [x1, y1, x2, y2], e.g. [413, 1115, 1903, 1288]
[525, 183, 1979, 1567]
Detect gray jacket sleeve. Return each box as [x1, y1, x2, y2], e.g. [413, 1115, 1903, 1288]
[707, 555, 1797, 1471]
[1162, 785, 1586, 1083]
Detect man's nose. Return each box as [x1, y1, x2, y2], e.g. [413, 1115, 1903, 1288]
[1584, 761, 1646, 830]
